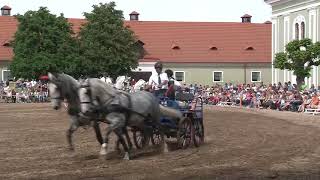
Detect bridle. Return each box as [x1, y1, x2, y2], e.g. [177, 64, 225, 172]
[79, 80, 118, 112]
[50, 83, 64, 101]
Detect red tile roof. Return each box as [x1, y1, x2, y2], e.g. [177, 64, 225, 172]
[0, 16, 271, 63]
[124, 21, 271, 63]
[0, 16, 17, 61]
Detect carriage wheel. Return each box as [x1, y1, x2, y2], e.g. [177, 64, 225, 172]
[133, 129, 149, 149]
[193, 119, 204, 147]
[177, 117, 193, 149]
[151, 127, 164, 146]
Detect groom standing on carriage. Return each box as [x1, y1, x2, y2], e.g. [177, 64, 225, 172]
[147, 61, 169, 97]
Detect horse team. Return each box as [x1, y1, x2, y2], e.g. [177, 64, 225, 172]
[48, 73, 183, 160]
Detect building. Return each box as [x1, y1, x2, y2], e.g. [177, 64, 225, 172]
[0, 6, 271, 85]
[265, 0, 320, 86]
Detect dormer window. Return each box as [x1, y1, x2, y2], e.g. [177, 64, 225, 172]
[209, 46, 218, 50]
[241, 14, 252, 23]
[129, 11, 139, 21]
[2, 40, 10, 47]
[134, 40, 145, 59]
[246, 47, 254, 50]
[172, 46, 180, 50]
[171, 42, 180, 50]
[3, 42, 10, 47]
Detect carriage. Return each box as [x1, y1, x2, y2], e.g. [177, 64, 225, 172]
[132, 91, 205, 149]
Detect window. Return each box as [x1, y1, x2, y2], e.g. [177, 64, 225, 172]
[172, 46, 180, 50]
[1, 9, 10, 16]
[209, 46, 218, 50]
[246, 47, 254, 50]
[130, 15, 138, 20]
[251, 71, 261, 82]
[293, 15, 306, 40]
[213, 71, 223, 82]
[301, 22, 305, 39]
[295, 23, 299, 40]
[2, 70, 11, 81]
[171, 42, 180, 50]
[174, 71, 185, 82]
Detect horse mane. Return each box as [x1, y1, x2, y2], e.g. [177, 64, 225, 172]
[89, 78, 118, 97]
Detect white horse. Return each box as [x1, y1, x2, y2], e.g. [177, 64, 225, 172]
[133, 79, 147, 92]
[48, 73, 104, 151]
[78, 78, 182, 160]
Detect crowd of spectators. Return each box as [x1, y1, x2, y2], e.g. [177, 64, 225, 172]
[121, 78, 320, 113]
[0, 79, 49, 103]
[181, 81, 320, 113]
[2, 75, 320, 114]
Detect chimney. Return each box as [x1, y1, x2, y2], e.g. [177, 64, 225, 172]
[241, 14, 252, 23]
[1, 5, 11, 16]
[129, 11, 139, 21]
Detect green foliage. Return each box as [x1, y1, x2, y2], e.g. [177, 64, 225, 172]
[10, 7, 79, 79]
[79, 2, 140, 79]
[274, 38, 320, 87]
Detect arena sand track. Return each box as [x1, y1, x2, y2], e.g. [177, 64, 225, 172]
[2, 104, 320, 179]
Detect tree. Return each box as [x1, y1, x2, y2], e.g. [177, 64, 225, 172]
[274, 38, 320, 89]
[10, 7, 79, 80]
[79, 2, 140, 79]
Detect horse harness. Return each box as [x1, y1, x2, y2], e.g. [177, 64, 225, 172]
[80, 82, 147, 124]
[50, 82, 79, 116]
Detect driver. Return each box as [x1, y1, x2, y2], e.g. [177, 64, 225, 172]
[148, 61, 168, 97]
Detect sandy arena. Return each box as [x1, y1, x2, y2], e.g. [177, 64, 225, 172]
[2, 103, 320, 179]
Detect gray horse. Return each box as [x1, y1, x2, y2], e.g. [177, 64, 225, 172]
[48, 73, 104, 150]
[78, 78, 182, 160]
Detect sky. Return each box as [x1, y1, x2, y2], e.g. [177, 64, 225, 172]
[1, 0, 272, 23]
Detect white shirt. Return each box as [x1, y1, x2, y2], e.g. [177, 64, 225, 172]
[148, 72, 168, 90]
[168, 77, 181, 87]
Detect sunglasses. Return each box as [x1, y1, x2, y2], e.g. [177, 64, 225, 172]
[155, 67, 162, 69]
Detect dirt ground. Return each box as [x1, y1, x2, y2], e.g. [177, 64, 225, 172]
[2, 104, 320, 180]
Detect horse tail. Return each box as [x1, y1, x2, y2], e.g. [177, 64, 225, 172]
[159, 105, 183, 119]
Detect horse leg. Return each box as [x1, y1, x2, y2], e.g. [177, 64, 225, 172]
[66, 116, 79, 151]
[114, 128, 131, 160]
[123, 127, 133, 150]
[101, 113, 127, 157]
[100, 126, 113, 155]
[114, 127, 132, 153]
[155, 119, 168, 153]
[93, 121, 103, 145]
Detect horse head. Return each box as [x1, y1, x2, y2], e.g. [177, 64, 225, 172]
[79, 78, 118, 116]
[48, 72, 64, 110]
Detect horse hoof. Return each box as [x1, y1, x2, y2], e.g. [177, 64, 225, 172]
[100, 149, 108, 156]
[123, 152, 130, 160]
[163, 143, 169, 153]
[68, 147, 75, 151]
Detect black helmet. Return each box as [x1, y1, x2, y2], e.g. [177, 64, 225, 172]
[165, 69, 173, 78]
[154, 61, 163, 69]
